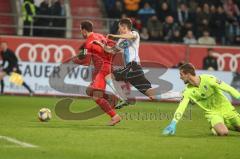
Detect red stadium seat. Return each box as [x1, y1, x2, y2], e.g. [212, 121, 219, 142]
[70, 0, 104, 38]
[0, 0, 14, 35]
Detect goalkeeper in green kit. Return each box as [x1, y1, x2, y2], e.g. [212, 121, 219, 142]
[163, 63, 240, 136]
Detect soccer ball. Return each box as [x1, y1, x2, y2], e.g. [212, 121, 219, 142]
[38, 108, 52, 122]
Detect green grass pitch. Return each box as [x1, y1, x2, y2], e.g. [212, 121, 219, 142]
[0, 95, 240, 159]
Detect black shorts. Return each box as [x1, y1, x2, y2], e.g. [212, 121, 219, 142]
[3, 66, 22, 75]
[113, 61, 152, 94]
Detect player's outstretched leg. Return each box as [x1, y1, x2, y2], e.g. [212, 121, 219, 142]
[103, 93, 119, 108]
[22, 81, 34, 96]
[105, 74, 130, 109]
[93, 91, 121, 126]
[145, 88, 181, 101]
[86, 87, 121, 126]
[0, 72, 6, 95]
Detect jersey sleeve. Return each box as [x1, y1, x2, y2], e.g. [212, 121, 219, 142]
[208, 75, 240, 99]
[63, 51, 91, 65]
[91, 44, 103, 55]
[72, 55, 91, 66]
[63, 43, 91, 65]
[115, 39, 126, 51]
[172, 90, 190, 123]
[106, 38, 116, 47]
[85, 42, 94, 53]
[85, 41, 104, 56]
[132, 31, 139, 41]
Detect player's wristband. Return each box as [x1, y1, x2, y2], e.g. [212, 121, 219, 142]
[77, 48, 87, 59]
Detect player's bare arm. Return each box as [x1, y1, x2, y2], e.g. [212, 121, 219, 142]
[92, 40, 120, 54]
[107, 33, 137, 40]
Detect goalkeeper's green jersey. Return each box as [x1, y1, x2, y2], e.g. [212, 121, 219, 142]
[173, 74, 240, 123]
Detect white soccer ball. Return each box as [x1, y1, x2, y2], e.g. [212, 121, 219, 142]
[38, 108, 52, 122]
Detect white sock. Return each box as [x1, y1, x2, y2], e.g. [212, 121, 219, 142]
[106, 78, 128, 101]
[157, 91, 182, 100]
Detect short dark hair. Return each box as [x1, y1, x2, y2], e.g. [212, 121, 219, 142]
[179, 63, 196, 76]
[119, 18, 132, 30]
[80, 20, 93, 32]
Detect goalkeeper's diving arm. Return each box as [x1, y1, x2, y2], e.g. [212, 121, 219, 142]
[162, 96, 190, 135]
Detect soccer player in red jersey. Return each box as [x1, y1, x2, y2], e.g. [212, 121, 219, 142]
[76, 20, 121, 126]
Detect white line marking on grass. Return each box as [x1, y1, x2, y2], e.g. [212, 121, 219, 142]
[0, 135, 38, 148]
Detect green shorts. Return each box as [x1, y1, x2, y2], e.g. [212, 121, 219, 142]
[205, 109, 240, 130]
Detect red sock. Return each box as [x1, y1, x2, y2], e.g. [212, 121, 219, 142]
[103, 93, 118, 109]
[95, 98, 116, 117]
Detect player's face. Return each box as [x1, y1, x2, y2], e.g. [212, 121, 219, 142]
[180, 70, 189, 84]
[118, 24, 127, 34]
[80, 27, 87, 39]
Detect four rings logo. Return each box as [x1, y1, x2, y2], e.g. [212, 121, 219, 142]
[15, 43, 240, 71]
[15, 43, 76, 63]
[213, 52, 240, 72]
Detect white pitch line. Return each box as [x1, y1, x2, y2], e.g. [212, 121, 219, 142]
[0, 135, 38, 148]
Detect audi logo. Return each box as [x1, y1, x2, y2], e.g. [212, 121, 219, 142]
[213, 52, 240, 72]
[15, 43, 76, 63]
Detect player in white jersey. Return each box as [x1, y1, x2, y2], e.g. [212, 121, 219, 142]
[94, 18, 179, 108]
[114, 30, 141, 65]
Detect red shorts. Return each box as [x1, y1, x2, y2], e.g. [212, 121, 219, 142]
[90, 71, 108, 91]
[89, 63, 111, 91]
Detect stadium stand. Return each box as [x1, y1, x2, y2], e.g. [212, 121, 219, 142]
[0, 0, 15, 35]
[103, 0, 240, 46]
[70, 0, 105, 38]
[0, 0, 239, 45]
